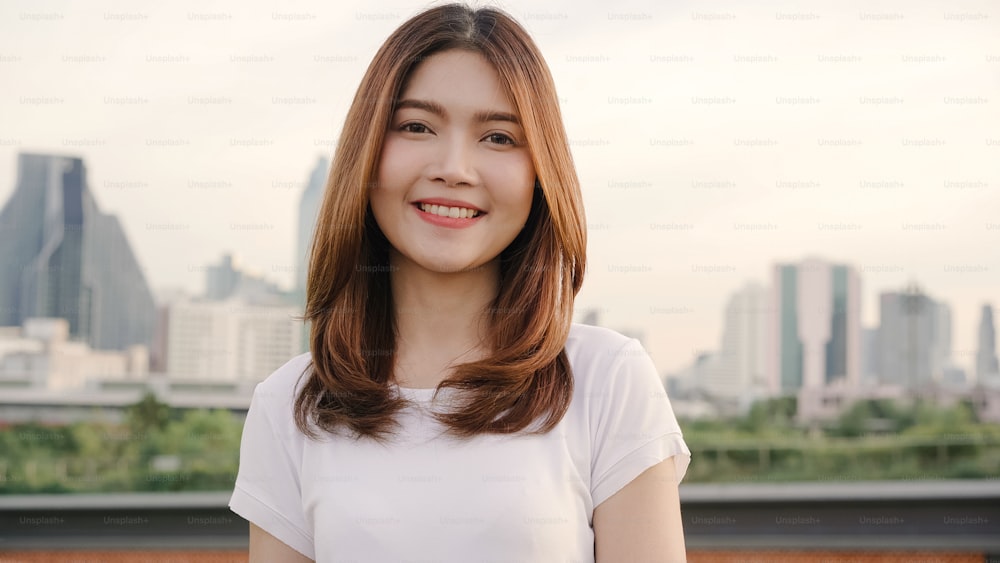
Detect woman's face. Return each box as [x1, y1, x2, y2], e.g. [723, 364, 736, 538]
[371, 49, 535, 276]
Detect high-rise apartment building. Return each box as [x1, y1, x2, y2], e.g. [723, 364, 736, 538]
[165, 298, 302, 383]
[977, 304, 1000, 384]
[0, 153, 155, 351]
[703, 282, 770, 401]
[294, 157, 329, 354]
[876, 285, 952, 389]
[296, 156, 329, 298]
[767, 258, 862, 395]
[204, 253, 284, 303]
[206, 253, 242, 300]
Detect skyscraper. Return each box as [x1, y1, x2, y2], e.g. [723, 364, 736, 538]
[876, 284, 952, 389]
[0, 153, 155, 351]
[767, 257, 862, 394]
[860, 326, 879, 385]
[206, 253, 241, 300]
[976, 304, 999, 384]
[294, 156, 329, 353]
[296, 156, 329, 299]
[703, 281, 770, 401]
[165, 297, 302, 383]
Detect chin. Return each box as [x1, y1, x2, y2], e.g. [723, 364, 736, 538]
[420, 256, 489, 274]
[431, 263, 483, 274]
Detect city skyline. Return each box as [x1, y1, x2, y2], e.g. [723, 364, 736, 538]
[1, 151, 993, 383]
[1, 0, 996, 374]
[665, 260, 996, 392]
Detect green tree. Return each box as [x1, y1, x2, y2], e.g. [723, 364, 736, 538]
[740, 396, 797, 434]
[125, 392, 170, 436]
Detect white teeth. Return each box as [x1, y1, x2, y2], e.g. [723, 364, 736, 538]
[419, 203, 481, 218]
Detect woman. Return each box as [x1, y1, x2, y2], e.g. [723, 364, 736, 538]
[229, 4, 690, 562]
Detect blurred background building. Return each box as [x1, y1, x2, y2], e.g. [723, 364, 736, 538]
[769, 257, 862, 396]
[164, 296, 301, 384]
[0, 317, 146, 391]
[1, 152, 998, 424]
[0, 153, 310, 416]
[876, 283, 953, 389]
[294, 156, 328, 354]
[659, 256, 1000, 424]
[0, 153, 155, 352]
[977, 304, 1000, 385]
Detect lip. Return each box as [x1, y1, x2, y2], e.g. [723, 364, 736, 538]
[412, 197, 486, 213]
[412, 202, 485, 229]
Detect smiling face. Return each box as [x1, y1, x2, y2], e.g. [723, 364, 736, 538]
[370, 49, 536, 276]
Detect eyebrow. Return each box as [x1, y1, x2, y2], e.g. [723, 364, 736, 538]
[394, 98, 521, 125]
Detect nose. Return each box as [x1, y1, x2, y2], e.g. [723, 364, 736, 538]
[429, 136, 478, 187]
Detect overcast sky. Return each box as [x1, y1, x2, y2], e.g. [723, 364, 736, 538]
[1, 0, 997, 376]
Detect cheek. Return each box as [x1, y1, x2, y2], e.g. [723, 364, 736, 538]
[372, 140, 413, 206]
[486, 154, 535, 208]
[375, 138, 400, 187]
[510, 158, 536, 216]
[376, 135, 425, 185]
[370, 159, 399, 226]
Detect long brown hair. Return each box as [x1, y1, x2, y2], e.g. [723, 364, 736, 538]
[294, 3, 586, 442]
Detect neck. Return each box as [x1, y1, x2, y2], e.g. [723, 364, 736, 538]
[390, 251, 499, 365]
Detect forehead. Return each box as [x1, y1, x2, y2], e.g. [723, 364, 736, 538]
[398, 49, 517, 113]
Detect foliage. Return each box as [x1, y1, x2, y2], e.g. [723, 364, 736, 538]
[680, 398, 1000, 483]
[1, 394, 998, 492]
[0, 393, 243, 494]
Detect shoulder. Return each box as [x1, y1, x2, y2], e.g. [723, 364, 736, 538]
[565, 322, 643, 370]
[564, 323, 656, 391]
[566, 322, 633, 352]
[249, 352, 313, 413]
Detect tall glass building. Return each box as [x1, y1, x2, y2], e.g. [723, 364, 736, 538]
[877, 286, 952, 389]
[977, 304, 1000, 383]
[0, 153, 155, 351]
[294, 155, 329, 354]
[768, 258, 862, 395]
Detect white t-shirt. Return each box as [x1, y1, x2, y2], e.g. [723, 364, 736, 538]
[229, 323, 690, 562]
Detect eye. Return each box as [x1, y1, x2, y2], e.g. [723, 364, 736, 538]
[399, 122, 430, 134]
[485, 132, 516, 146]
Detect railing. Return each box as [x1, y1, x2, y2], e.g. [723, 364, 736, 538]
[2, 480, 999, 553]
[682, 434, 1000, 482]
[680, 479, 1000, 551]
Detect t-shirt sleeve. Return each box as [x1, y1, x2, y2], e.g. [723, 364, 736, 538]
[229, 381, 315, 560]
[590, 337, 691, 509]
